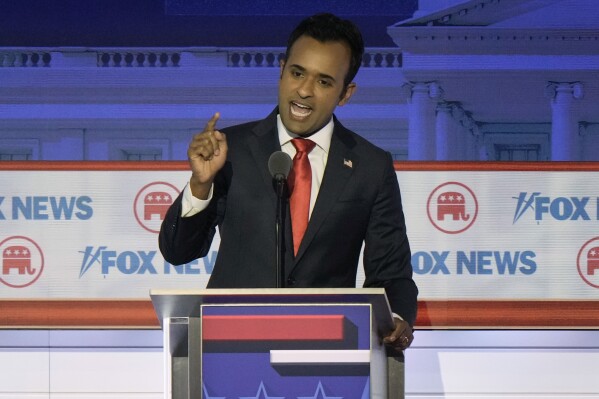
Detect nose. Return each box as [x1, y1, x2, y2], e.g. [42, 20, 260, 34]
[297, 77, 314, 98]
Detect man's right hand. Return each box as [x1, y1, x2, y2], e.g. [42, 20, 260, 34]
[187, 112, 228, 199]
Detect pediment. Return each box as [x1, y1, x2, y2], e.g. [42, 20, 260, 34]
[388, 0, 599, 55]
[393, 0, 597, 29]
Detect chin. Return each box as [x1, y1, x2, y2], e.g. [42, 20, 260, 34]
[281, 119, 305, 135]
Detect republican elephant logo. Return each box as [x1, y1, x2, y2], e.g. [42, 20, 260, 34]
[134, 182, 180, 234]
[437, 191, 470, 221]
[2, 245, 36, 275]
[427, 182, 478, 235]
[577, 238, 599, 289]
[588, 246, 599, 276]
[143, 191, 172, 220]
[0, 236, 44, 288]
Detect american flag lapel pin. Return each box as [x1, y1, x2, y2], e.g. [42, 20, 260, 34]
[343, 158, 353, 169]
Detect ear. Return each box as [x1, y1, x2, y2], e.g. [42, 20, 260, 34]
[338, 82, 357, 106]
[279, 59, 286, 78]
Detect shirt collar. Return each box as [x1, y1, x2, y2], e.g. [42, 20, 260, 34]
[277, 114, 333, 154]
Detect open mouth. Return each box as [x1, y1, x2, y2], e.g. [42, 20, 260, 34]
[290, 102, 312, 118]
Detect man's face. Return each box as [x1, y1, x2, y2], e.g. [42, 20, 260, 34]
[278, 35, 356, 136]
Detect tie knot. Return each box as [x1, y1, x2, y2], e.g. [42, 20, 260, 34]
[291, 138, 316, 154]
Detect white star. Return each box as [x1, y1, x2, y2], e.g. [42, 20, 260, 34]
[439, 195, 446, 202]
[202, 383, 226, 399]
[297, 382, 343, 399]
[164, 194, 171, 202]
[4, 249, 12, 256]
[456, 195, 464, 202]
[147, 195, 154, 202]
[22, 249, 29, 256]
[591, 249, 597, 257]
[239, 381, 284, 399]
[448, 195, 455, 202]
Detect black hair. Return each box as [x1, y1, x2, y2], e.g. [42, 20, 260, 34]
[285, 13, 364, 88]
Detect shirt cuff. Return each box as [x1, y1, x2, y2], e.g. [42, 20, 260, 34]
[181, 182, 213, 217]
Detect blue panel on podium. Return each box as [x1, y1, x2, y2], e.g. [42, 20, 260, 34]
[200, 304, 372, 398]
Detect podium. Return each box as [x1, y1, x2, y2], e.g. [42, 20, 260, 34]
[150, 288, 405, 399]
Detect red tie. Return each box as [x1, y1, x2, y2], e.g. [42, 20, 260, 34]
[288, 138, 316, 256]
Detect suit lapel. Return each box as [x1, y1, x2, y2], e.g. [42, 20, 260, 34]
[292, 121, 358, 264]
[248, 109, 281, 205]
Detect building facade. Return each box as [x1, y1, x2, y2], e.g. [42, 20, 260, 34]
[1, 0, 597, 162]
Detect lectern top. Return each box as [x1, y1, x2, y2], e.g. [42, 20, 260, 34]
[149, 288, 394, 332]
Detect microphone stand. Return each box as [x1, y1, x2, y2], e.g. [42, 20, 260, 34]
[274, 176, 286, 288]
[269, 150, 292, 289]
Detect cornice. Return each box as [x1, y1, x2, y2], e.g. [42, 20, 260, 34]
[0, 47, 402, 69]
[396, 0, 563, 27]
[388, 27, 599, 55]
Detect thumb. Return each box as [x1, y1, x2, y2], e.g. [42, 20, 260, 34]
[214, 131, 228, 152]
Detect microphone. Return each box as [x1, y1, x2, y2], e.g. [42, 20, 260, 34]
[268, 151, 292, 181]
[268, 151, 292, 288]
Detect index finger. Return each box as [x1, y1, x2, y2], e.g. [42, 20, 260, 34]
[204, 112, 221, 132]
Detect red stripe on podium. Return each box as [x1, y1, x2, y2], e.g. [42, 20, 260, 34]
[202, 315, 345, 341]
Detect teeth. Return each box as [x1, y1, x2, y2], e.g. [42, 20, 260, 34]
[291, 102, 311, 117]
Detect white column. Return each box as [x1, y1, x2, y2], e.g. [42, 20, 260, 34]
[546, 82, 584, 161]
[407, 82, 443, 160]
[435, 102, 453, 160]
[461, 114, 480, 161]
[437, 102, 479, 161]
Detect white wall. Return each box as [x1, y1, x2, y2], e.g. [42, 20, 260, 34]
[1, 329, 598, 398]
[407, 330, 599, 398]
[0, 330, 163, 398]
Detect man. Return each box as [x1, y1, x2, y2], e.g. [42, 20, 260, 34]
[159, 13, 418, 350]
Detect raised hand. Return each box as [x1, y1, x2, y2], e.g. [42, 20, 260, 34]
[187, 112, 228, 199]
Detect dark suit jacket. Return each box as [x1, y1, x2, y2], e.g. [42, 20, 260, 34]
[159, 108, 418, 325]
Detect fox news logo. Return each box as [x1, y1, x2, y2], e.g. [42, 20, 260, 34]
[78, 246, 216, 277]
[412, 250, 537, 275]
[0, 196, 92, 220]
[513, 193, 598, 223]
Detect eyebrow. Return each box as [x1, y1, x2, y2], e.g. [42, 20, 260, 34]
[289, 64, 337, 83]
